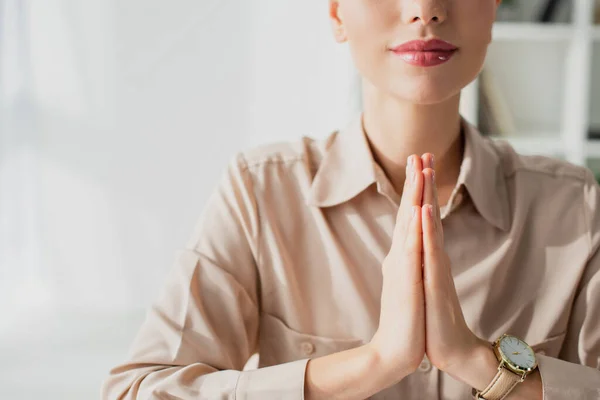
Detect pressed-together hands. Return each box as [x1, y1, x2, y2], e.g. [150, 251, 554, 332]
[304, 154, 541, 400]
[369, 153, 488, 378]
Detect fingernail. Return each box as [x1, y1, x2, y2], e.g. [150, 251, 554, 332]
[428, 205, 434, 218]
[431, 154, 435, 169]
[412, 206, 417, 219]
[431, 170, 435, 183]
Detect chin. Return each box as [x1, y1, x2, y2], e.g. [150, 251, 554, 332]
[390, 78, 463, 105]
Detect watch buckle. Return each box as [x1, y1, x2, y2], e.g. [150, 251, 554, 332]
[497, 359, 505, 372]
[499, 359, 528, 382]
[519, 371, 527, 382]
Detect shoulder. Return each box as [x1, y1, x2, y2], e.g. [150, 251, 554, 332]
[219, 130, 339, 204]
[491, 139, 591, 185]
[491, 138, 600, 239]
[233, 130, 338, 174]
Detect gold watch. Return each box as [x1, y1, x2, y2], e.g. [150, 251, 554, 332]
[472, 334, 538, 400]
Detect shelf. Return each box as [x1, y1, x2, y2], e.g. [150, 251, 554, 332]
[586, 140, 600, 158]
[493, 23, 573, 41]
[490, 135, 564, 156]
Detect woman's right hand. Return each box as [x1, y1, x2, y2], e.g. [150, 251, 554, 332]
[304, 155, 428, 400]
[368, 154, 426, 377]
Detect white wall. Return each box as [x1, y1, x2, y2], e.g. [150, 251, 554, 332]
[0, 1, 355, 398]
[37, 0, 355, 313]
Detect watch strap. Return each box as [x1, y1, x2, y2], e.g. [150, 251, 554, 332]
[473, 367, 521, 400]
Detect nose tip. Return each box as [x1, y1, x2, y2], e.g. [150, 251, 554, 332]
[407, 4, 448, 25]
[410, 14, 445, 25]
[412, 15, 440, 23]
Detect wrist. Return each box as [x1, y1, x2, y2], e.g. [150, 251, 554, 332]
[305, 343, 413, 400]
[364, 341, 420, 384]
[442, 337, 499, 391]
[442, 337, 543, 400]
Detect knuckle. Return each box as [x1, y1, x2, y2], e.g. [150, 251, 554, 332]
[423, 251, 438, 266]
[423, 236, 440, 253]
[403, 247, 420, 261]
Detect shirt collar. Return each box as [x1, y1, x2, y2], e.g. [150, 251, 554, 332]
[307, 112, 510, 232]
[307, 113, 377, 208]
[458, 120, 511, 232]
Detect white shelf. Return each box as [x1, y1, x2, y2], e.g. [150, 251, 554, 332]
[493, 23, 573, 41]
[452, 2, 596, 165]
[491, 135, 564, 156]
[586, 140, 600, 158]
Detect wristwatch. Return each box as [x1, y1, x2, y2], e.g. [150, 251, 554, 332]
[472, 334, 538, 400]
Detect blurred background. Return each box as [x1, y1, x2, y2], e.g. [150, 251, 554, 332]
[1, 0, 599, 398]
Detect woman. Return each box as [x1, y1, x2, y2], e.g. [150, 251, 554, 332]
[102, 1, 600, 399]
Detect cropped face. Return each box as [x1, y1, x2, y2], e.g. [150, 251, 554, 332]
[329, 0, 500, 104]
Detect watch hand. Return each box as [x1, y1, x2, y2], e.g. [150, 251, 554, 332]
[505, 344, 516, 353]
[506, 343, 521, 353]
[505, 344, 524, 357]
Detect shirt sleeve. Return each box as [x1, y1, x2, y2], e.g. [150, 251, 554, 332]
[536, 168, 600, 399]
[101, 153, 310, 399]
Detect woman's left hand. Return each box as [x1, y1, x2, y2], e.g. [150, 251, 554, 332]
[419, 154, 490, 376]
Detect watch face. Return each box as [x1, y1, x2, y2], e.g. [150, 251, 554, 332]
[499, 336, 536, 370]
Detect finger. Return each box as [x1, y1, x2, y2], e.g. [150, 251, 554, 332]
[421, 205, 442, 289]
[422, 166, 445, 244]
[403, 205, 423, 284]
[421, 153, 434, 170]
[395, 155, 423, 242]
[388, 156, 421, 263]
[402, 155, 424, 207]
[422, 167, 436, 218]
[429, 165, 444, 244]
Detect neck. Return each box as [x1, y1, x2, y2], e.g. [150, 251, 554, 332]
[361, 81, 464, 196]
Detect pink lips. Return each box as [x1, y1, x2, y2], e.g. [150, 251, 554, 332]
[390, 39, 458, 67]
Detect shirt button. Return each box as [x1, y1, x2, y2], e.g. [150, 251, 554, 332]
[418, 356, 432, 372]
[300, 342, 315, 356]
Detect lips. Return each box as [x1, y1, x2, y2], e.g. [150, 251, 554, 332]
[390, 39, 458, 53]
[390, 39, 458, 67]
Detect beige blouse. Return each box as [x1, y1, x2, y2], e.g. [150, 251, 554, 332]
[102, 113, 600, 399]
